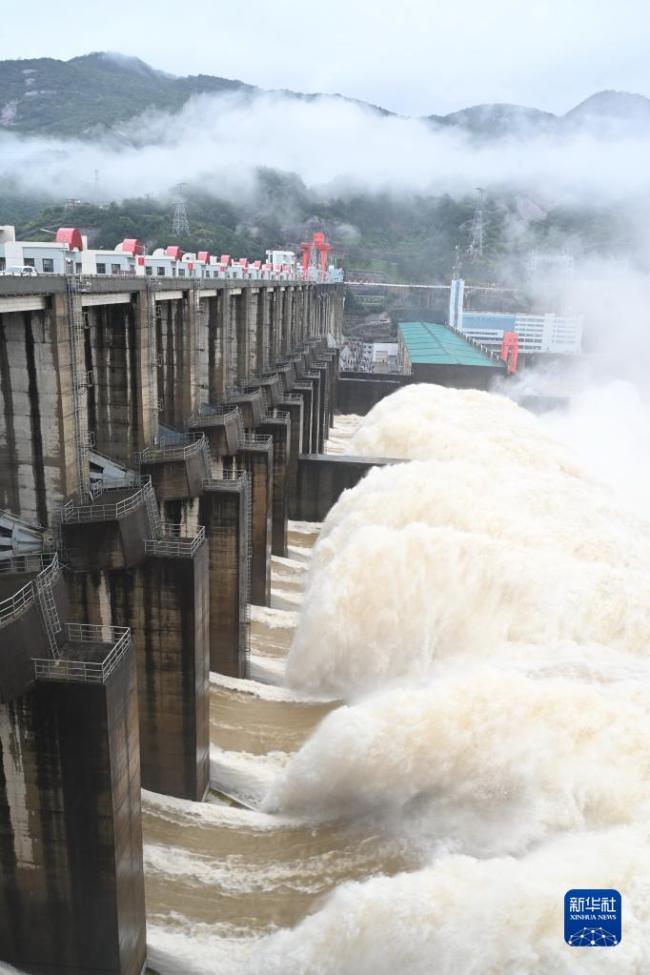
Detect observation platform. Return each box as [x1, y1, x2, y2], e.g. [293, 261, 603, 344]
[189, 404, 244, 457]
[140, 432, 210, 499]
[60, 478, 159, 570]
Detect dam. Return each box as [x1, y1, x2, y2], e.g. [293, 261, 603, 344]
[1, 264, 648, 975]
[0, 267, 345, 974]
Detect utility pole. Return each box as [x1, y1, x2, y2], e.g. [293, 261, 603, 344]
[172, 182, 190, 236]
[467, 187, 485, 259]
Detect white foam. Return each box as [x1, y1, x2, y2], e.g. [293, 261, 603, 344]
[265, 671, 650, 854]
[210, 746, 290, 809]
[250, 828, 650, 974]
[209, 670, 330, 704]
[249, 604, 300, 630]
[287, 519, 650, 697]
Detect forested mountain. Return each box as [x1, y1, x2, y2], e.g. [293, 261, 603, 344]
[0, 53, 646, 284]
[2, 52, 650, 140]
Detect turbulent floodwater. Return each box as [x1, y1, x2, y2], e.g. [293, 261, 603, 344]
[6, 385, 646, 975]
[141, 386, 650, 973]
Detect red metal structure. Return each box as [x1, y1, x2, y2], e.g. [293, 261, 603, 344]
[301, 231, 332, 281]
[119, 238, 144, 256]
[500, 331, 519, 374]
[165, 245, 184, 260]
[197, 251, 211, 264]
[55, 228, 84, 251]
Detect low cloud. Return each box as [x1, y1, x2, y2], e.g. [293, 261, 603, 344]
[2, 90, 650, 207]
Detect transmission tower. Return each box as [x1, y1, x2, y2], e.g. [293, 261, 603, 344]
[467, 187, 485, 259]
[171, 183, 190, 236]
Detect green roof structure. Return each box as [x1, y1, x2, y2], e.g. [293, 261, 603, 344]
[398, 322, 497, 367]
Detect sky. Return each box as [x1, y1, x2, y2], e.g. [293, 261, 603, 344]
[1, 0, 649, 115]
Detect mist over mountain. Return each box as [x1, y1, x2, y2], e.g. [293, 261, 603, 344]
[1, 52, 649, 287]
[2, 52, 650, 141]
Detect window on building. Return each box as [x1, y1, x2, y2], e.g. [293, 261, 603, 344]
[23, 258, 35, 267]
[0, 258, 5, 271]
[42, 258, 54, 273]
[111, 263, 121, 275]
[75, 263, 82, 273]
[157, 267, 166, 276]
[96, 263, 106, 274]
[178, 268, 186, 277]
[145, 266, 153, 276]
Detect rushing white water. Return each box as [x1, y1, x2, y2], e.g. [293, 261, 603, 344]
[265, 671, 650, 850]
[249, 389, 650, 973]
[347, 382, 580, 474]
[286, 517, 650, 696]
[250, 827, 650, 974]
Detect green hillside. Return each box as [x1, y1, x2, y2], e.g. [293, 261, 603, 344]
[0, 52, 254, 136]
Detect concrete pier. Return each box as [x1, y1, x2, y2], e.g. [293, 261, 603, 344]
[134, 531, 209, 800]
[279, 394, 304, 505]
[83, 294, 153, 466]
[291, 454, 401, 522]
[199, 473, 250, 677]
[304, 371, 322, 455]
[292, 380, 315, 454]
[337, 374, 402, 415]
[234, 436, 273, 606]
[260, 411, 291, 557]
[0, 626, 146, 975]
[70, 529, 210, 801]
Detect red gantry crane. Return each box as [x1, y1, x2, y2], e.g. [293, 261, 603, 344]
[300, 232, 332, 282]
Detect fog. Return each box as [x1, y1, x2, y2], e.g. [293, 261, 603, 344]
[3, 90, 650, 207]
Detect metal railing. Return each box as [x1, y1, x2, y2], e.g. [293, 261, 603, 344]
[240, 434, 273, 449]
[145, 523, 206, 558]
[202, 468, 249, 491]
[196, 403, 241, 420]
[59, 476, 152, 524]
[0, 553, 61, 630]
[0, 579, 35, 627]
[0, 553, 53, 575]
[262, 409, 290, 421]
[138, 432, 208, 464]
[34, 623, 131, 684]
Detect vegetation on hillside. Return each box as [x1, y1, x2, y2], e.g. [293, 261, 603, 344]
[0, 53, 253, 137]
[0, 168, 637, 286]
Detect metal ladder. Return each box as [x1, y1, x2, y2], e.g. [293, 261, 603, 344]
[35, 574, 62, 657]
[199, 436, 213, 479]
[143, 480, 161, 537]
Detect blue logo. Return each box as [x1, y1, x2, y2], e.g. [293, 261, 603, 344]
[564, 889, 621, 947]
